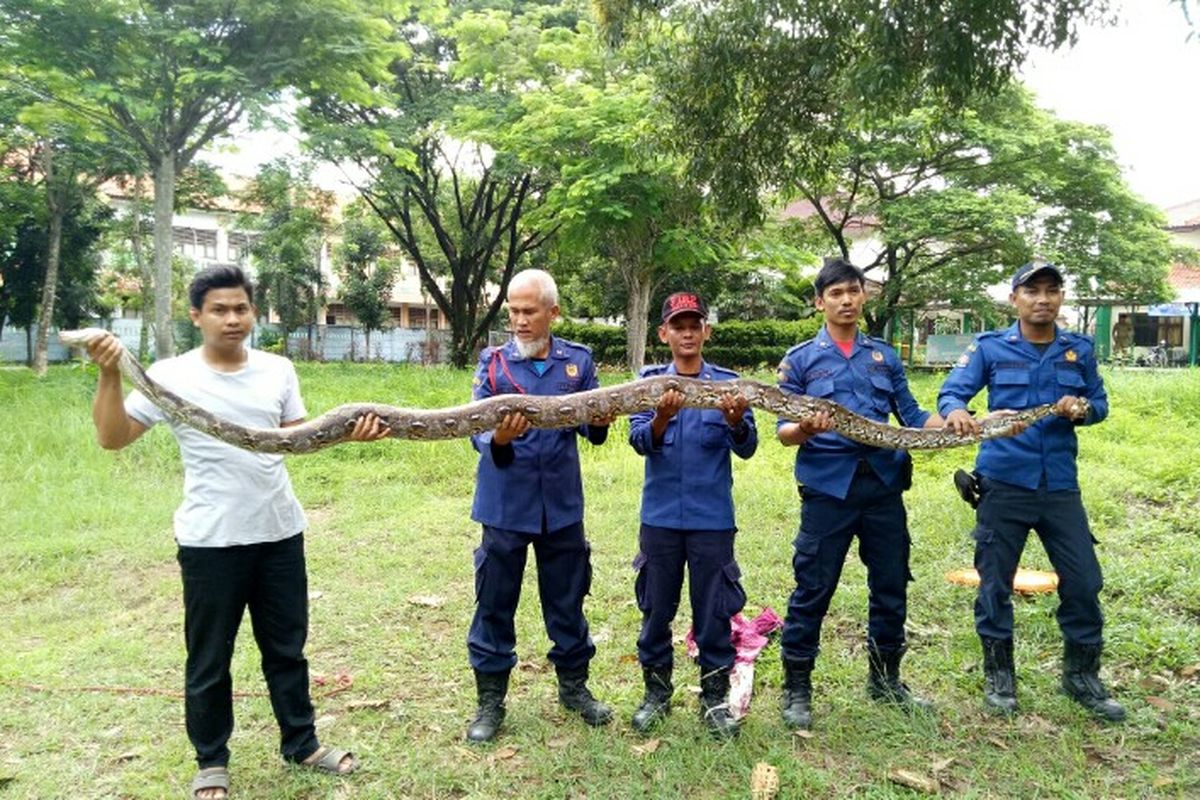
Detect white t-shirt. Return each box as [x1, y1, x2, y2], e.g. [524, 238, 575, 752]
[125, 347, 308, 548]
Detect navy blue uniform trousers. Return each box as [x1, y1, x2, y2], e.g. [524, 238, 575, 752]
[782, 472, 911, 660]
[973, 476, 1104, 644]
[176, 533, 319, 769]
[633, 524, 746, 671]
[468, 521, 596, 673]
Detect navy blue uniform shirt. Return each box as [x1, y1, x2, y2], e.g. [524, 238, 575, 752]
[470, 336, 606, 534]
[776, 326, 931, 500]
[629, 361, 758, 530]
[937, 322, 1107, 492]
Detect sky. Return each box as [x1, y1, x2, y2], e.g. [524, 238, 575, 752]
[203, 0, 1200, 213]
[1020, 0, 1200, 211]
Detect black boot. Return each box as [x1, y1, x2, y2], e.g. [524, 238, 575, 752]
[866, 643, 933, 712]
[780, 656, 815, 730]
[981, 636, 1018, 715]
[556, 664, 613, 726]
[698, 666, 739, 740]
[1061, 641, 1125, 722]
[466, 669, 509, 743]
[631, 665, 673, 734]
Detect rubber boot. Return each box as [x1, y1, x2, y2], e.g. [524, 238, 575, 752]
[1061, 641, 1126, 722]
[631, 665, 673, 734]
[698, 666, 739, 740]
[556, 663, 613, 726]
[866, 643, 933, 712]
[981, 636, 1018, 715]
[780, 656, 815, 730]
[466, 669, 509, 743]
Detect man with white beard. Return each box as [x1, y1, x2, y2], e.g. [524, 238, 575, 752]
[463, 269, 616, 743]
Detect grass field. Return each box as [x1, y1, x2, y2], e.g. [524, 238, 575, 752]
[1, 362, 1198, 799]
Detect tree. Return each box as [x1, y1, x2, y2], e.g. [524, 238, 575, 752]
[594, 0, 1113, 223]
[239, 159, 333, 358]
[335, 203, 399, 359]
[303, 1, 567, 367]
[790, 86, 1173, 336]
[3, 0, 392, 359]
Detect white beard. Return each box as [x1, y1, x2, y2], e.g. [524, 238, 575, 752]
[515, 335, 549, 359]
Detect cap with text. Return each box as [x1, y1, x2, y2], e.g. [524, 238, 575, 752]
[661, 291, 708, 323]
[1011, 262, 1064, 290]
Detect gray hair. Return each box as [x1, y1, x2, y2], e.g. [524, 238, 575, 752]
[508, 269, 559, 308]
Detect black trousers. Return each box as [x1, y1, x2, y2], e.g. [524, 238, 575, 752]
[633, 524, 745, 671]
[177, 533, 319, 768]
[973, 476, 1104, 644]
[468, 522, 596, 673]
[781, 473, 912, 661]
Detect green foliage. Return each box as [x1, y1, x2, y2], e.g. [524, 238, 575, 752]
[789, 86, 1174, 335]
[239, 158, 333, 351]
[335, 202, 399, 346]
[554, 317, 823, 369]
[599, 0, 1112, 222]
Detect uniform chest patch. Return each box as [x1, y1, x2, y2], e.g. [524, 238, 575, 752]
[565, 363, 579, 377]
[872, 350, 884, 362]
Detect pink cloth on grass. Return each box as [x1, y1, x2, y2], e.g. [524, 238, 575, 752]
[685, 607, 784, 719]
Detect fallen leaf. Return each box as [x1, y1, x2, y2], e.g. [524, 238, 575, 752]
[493, 746, 519, 760]
[407, 594, 446, 608]
[888, 768, 939, 794]
[1152, 776, 1175, 788]
[1082, 745, 1115, 765]
[113, 751, 140, 763]
[750, 762, 780, 800]
[1179, 664, 1200, 679]
[632, 738, 660, 756]
[345, 699, 390, 711]
[516, 660, 547, 673]
[931, 757, 954, 773]
[1139, 675, 1171, 692]
[792, 729, 814, 740]
[1020, 714, 1056, 734]
[1146, 696, 1176, 712]
[985, 736, 1009, 750]
[546, 737, 570, 750]
[618, 653, 640, 665]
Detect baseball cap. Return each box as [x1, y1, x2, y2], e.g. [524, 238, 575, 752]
[1011, 262, 1064, 290]
[661, 291, 707, 323]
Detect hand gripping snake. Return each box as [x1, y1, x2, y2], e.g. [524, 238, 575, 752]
[60, 328, 1068, 456]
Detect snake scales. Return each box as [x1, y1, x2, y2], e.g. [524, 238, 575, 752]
[60, 328, 1059, 456]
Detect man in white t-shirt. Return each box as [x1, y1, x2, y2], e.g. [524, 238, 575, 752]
[86, 266, 387, 800]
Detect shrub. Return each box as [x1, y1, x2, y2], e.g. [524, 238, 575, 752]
[554, 317, 824, 369]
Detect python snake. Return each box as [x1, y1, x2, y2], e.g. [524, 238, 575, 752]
[60, 328, 1061, 456]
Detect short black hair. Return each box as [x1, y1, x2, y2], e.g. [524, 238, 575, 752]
[188, 265, 254, 310]
[814, 258, 866, 296]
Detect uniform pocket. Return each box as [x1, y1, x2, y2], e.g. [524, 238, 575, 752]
[806, 378, 835, 398]
[472, 546, 488, 604]
[971, 526, 995, 545]
[701, 421, 729, 448]
[994, 369, 1031, 406]
[1055, 366, 1085, 390]
[717, 560, 747, 619]
[632, 551, 650, 612]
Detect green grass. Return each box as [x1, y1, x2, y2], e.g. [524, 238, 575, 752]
[1, 362, 1198, 798]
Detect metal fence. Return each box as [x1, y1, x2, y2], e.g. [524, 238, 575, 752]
[0, 318, 452, 364]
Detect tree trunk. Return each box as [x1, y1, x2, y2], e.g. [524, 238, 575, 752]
[152, 156, 177, 360]
[624, 272, 653, 374]
[32, 198, 64, 377]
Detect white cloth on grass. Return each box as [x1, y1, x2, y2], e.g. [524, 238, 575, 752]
[125, 347, 307, 548]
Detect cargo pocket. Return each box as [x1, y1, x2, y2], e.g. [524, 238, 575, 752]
[632, 551, 650, 612]
[701, 421, 729, 448]
[792, 535, 821, 590]
[584, 541, 595, 597]
[472, 545, 488, 604]
[717, 560, 747, 619]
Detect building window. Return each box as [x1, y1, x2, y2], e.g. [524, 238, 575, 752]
[197, 229, 217, 260]
[228, 232, 251, 262]
[1122, 312, 1184, 347]
[408, 306, 427, 329]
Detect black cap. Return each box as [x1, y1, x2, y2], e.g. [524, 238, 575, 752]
[1011, 262, 1064, 290]
[661, 291, 707, 323]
